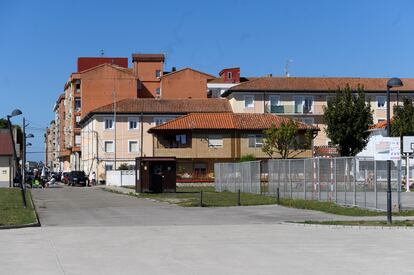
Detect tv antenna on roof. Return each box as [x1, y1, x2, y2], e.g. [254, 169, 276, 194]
[285, 59, 293, 77]
[100, 49, 105, 56]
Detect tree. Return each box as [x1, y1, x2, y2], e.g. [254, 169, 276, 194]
[391, 97, 414, 137]
[239, 154, 256, 162]
[323, 85, 373, 156]
[262, 119, 312, 159]
[0, 119, 8, 129]
[118, 163, 129, 170]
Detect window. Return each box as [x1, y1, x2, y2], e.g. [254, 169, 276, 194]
[155, 70, 161, 78]
[128, 118, 138, 130]
[154, 117, 175, 126]
[75, 134, 81, 146]
[194, 163, 207, 177]
[74, 98, 81, 111]
[105, 163, 114, 171]
[155, 88, 161, 96]
[128, 141, 139, 153]
[294, 96, 313, 114]
[248, 134, 263, 148]
[75, 80, 81, 92]
[244, 95, 254, 108]
[75, 116, 81, 123]
[104, 118, 114, 130]
[377, 96, 386, 109]
[269, 95, 282, 113]
[104, 141, 114, 152]
[208, 135, 223, 148]
[377, 118, 386, 123]
[227, 72, 232, 79]
[159, 134, 189, 148]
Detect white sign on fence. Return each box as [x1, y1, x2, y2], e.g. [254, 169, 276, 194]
[374, 137, 401, 161]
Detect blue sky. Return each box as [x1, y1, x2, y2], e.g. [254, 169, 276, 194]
[1, 0, 414, 160]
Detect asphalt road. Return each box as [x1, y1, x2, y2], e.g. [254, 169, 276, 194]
[1, 186, 414, 275]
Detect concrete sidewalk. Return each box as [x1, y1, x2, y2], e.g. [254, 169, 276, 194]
[1, 223, 414, 275]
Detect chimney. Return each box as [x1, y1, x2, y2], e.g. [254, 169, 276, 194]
[172, 67, 176, 72]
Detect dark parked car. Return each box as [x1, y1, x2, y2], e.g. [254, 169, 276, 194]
[61, 172, 70, 184]
[68, 171, 88, 186]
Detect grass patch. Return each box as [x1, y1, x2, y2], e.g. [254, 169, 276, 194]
[277, 198, 414, 216]
[0, 188, 37, 226]
[300, 220, 414, 227]
[136, 187, 278, 207]
[277, 198, 384, 216]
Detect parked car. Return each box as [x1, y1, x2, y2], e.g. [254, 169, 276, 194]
[51, 172, 62, 181]
[68, 171, 88, 187]
[61, 172, 70, 184]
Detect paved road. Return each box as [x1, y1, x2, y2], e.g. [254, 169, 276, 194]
[1, 186, 414, 275]
[31, 186, 350, 227]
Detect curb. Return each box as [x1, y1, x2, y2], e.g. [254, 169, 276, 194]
[0, 190, 41, 230]
[281, 221, 414, 230]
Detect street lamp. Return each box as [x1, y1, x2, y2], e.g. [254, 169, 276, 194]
[386, 77, 403, 224]
[21, 117, 34, 192]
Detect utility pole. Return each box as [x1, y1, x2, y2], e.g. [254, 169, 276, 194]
[22, 117, 26, 191]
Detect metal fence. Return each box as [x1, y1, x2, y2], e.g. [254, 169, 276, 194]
[214, 157, 414, 211]
[214, 161, 261, 194]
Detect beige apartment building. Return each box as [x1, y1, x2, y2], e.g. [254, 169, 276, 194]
[79, 98, 232, 182]
[222, 77, 414, 146]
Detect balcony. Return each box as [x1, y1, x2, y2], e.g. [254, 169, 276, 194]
[269, 105, 313, 115]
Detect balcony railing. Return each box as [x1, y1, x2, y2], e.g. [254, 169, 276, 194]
[269, 105, 313, 115]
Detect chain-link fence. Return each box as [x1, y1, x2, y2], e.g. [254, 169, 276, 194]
[214, 161, 261, 194]
[214, 157, 412, 211]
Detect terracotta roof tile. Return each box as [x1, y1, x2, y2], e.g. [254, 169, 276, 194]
[80, 98, 233, 124]
[149, 113, 319, 132]
[222, 77, 414, 96]
[161, 67, 215, 79]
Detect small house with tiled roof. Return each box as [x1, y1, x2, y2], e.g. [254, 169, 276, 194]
[148, 113, 319, 178]
[0, 130, 15, 187]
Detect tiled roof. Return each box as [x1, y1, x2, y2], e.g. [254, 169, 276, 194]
[80, 98, 233, 124]
[208, 76, 258, 84]
[0, 132, 13, 156]
[370, 120, 388, 129]
[149, 113, 319, 132]
[222, 77, 414, 96]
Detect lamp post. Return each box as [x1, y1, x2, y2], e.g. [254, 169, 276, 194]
[6, 109, 26, 208]
[386, 77, 403, 224]
[22, 117, 34, 190]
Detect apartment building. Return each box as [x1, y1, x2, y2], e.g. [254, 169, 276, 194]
[79, 98, 232, 182]
[148, 113, 318, 178]
[44, 120, 59, 171]
[207, 67, 257, 98]
[221, 77, 414, 146]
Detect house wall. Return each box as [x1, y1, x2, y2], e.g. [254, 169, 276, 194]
[81, 114, 178, 181]
[160, 69, 211, 99]
[0, 156, 12, 187]
[154, 131, 312, 159]
[80, 65, 137, 117]
[134, 60, 163, 98]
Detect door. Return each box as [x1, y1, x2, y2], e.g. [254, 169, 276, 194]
[149, 164, 163, 193]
